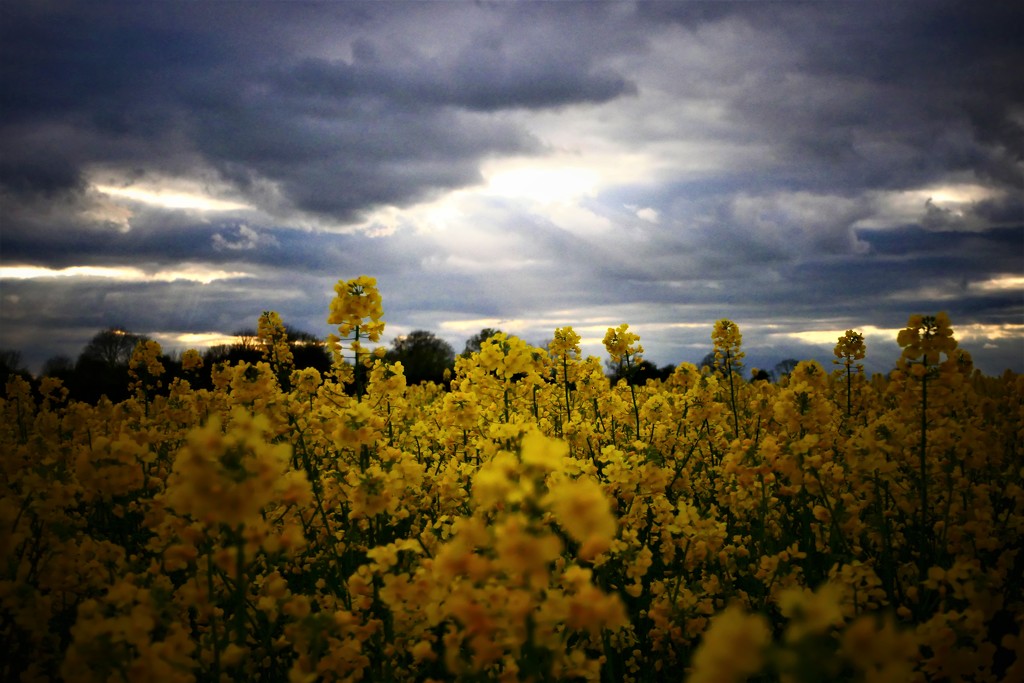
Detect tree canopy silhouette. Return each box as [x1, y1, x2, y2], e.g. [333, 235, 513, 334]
[387, 330, 455, 384]
[607, 358, 675, 386]
[80, 327, 149, 367]
[0, 350, 31, 387]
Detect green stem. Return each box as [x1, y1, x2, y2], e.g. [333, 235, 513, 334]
[724, 351, 739, 438]
[919, 371, 929, 574]
[626, 354, 640, 437]
[846, 363, 853, 417]
[207, 553, 221, 679]
[562, 356, 573, 423]
[354, 326, 363, 400]
[234, 528, 247, 646]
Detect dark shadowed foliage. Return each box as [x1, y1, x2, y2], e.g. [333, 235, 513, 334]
[80, 327, 150, 367]
[607, 359, 676, 386]
[0, 350, 31, 388]
[387, 330, 455, 385]
[774, 359, 800, 381]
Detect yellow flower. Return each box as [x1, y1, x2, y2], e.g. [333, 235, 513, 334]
[549, 326, 582, 358]
[543, 477, 617, 548]
[565, 581, 628, 636]
[327, 275, 385, 341]
[332, 400, 384, 450]
[603, 324, 643, 364]
[476, 332, 548, 383]
[712, 319, 745, 372]
[366, 544, 400, 572]
[411, 639, 436, 663]
[833, 329, 866, 367]
[777, 582, 845, 642]
[897, 311, 958, 366]
[472, 452, 519, 511]
[441, 390, 481, 430]
[840, 614, 917, 683]
[258, 310, 295, 372]
[181, 348, 204, 372]
[493, 516, 563, 587]
[520, 430, 568, 470]
[128, 339, 165, 399]
[688, 605, 771, 683]
[162, 408, 296, 529]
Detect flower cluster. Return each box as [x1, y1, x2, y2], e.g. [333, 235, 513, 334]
[2, 284, 1021, 683]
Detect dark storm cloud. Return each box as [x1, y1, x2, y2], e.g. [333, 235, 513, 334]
[598, 215, 1022, 319]
[634, 1, 1023, 197]
[0, 2, 222, 196]
[0, 13, 219, 124]
[793, 1, 1024, 189]
[3, 277, 260, 335]
[0, 0, 637, 230]
[280, 41, 635, 113]
[856, 225, 1023, 267]
[1, 1, 1021, 376]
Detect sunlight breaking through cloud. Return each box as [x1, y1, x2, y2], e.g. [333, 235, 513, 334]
[94, 185, 249, 212]
[776, 326, 903, 347]
[970, 276, 1024, 292]
[0, 265, 252, 284]
[483, 164, 600, 204]
[149, 331, 242, 350]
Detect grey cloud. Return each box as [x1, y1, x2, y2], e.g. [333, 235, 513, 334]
[973, 196, 1024, 227]
[857, 225, 1022, 261]
[640, 2, 1023, 199]
[211, 225, 279, 252]
[0, 3, 223, 124]
[1, 1, 1021, 377]
[1, 269, 343, 363]
[281, 43, 635, 113]
[0, 0, 639, 231]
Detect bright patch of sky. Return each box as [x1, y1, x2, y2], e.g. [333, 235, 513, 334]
[0, 265, 251, 284]
[150, 331, 242, 350]
[95, 185, 249, 212]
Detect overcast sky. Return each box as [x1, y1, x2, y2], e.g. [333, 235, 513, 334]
[1, 0, 1022, 376]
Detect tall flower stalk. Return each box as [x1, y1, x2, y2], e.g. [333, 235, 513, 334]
[604, 323, 644, 436]
[712, 319, 745, 439]
[549, 326, 582, 430]
[327, 275, 385, 399]
[895, 312, 959, 575]
[833, 329, 866, 419]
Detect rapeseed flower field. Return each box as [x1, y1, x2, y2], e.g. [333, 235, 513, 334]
[2, 276, 1021, 682]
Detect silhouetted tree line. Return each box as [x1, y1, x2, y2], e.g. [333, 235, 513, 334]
[1, 324, 805, 404]
[0, 325, 332, 404]
[694, 353, 800, 384]
[386, 330, 456, 384]
[0, 350, 33, 388]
